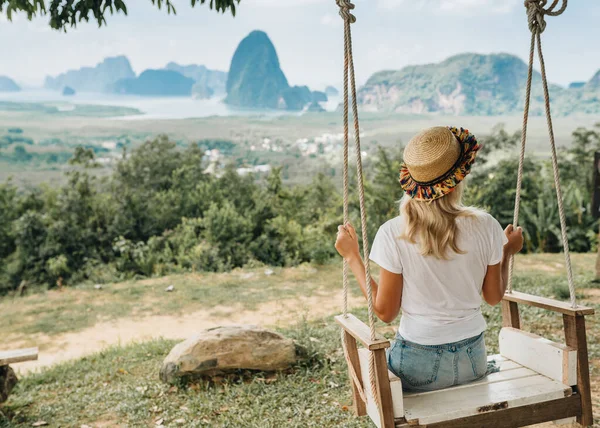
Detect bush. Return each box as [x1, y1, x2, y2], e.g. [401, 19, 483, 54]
[0, 125, 598, 294]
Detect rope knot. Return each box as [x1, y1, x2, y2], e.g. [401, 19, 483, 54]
[524, 0, 567, 33]
[336, 0, 356, 23]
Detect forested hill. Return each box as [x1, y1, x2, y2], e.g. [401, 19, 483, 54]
[358, 53, 600, 116]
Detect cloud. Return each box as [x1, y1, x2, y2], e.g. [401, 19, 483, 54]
[374, 0, 518, 14]
[437, 0, 519, 14]
[376, 0, 406, 10]
[251, 0, 325, 7]
[320, 13, 342, 27]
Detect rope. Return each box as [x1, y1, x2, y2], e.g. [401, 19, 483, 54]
[341, 0, 350, 319]
[337, 0, 381, 408]
[507, 31, 535, 295]
[509, 0, 576, 307]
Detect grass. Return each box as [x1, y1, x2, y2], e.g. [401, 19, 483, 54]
[1, 253, 599, 426]
[0, 263, 342, 345]
[2, 321, 372, 428]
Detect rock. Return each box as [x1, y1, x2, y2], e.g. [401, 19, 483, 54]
[62, 86, 76, 96]
[325, 85, 339, 97]
[110, 70, 195, 97]
[279, 85, 313, 111]
[191, 82, 214, 100]
[0, 365, 18, 403]
[225, 30, 290, 109]
[264, 269, 274, 276]
[44, 56, 135, 93]
[165, 285, 174, 292]
[159, 325, 298, 383]
[306, 101, 326, 113]
[94, 284, 103, 290]
[165, 62, 227, 95]
[311, 91, 328, 103]
[0, 76, 20, 92]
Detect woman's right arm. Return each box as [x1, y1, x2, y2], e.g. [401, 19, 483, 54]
[482, 225, 524, 306]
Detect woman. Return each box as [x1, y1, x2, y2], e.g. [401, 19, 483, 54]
[335, 126, 524, 392]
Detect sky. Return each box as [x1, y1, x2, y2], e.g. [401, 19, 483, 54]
[0, 0, 599, 90]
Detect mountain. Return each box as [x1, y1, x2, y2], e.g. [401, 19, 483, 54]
[165, 62, 227, 95]
[586, 70, 600, 89]
[225, 31, 291, 109]
[62, 86, 76, 96]
[192, 82, 214, 100]
[110, 70, 195, 96]
[358, 53, 600, 116]
[359, 53, 557, 115]
[0, 76, 20, 92]
[45, 56, 135, 93]
[325, 86, 339, 97]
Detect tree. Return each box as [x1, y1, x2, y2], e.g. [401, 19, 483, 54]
[0, 0, 240, 31]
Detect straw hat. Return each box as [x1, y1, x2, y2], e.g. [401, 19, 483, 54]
[399, 126, 481, 201]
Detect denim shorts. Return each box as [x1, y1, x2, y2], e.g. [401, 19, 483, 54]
[387, 332, 498, 392]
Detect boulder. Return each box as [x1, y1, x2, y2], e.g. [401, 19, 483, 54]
[159, 325, 298, 383]
[0, 365, 18, 403]
[62, 86, 76, 96]
[307, 101, 326, 113]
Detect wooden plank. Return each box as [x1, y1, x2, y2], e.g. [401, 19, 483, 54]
[552, 417, 577, 425]
[402, 374, 572, 425]
[342, 331, 367, 416]
[335, 314, 390, 350]
[357, 348, 404, 427]
[503, 291, 594, 316]
[397, 355, 523, 397]
[501, 300, 521, 328]
[563, 314, 594, 427]
[395, 394, 581, 428]
[498, 327, 577, 386]
[404, 367, 539, 399]
[373, 348, 395, 428]
[0, 348, 38, 365]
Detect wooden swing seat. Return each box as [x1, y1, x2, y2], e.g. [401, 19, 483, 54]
[336, 293, 595, 428]
[358, 349, 578, 427]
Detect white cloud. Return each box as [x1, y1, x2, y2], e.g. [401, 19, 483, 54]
[250, 0, 325, 7]
[374, 0, 518, 14]
[377, 0, 406, 10]
[437, 0, 519, 14]
[320, 13, 342, 27]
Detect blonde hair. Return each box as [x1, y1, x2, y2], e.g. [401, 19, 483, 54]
[399, 182, 476, 260]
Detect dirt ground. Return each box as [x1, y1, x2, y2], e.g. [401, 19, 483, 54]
[12, 291, 365, 374]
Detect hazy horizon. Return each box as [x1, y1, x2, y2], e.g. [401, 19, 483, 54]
[1, 0, 599, 90]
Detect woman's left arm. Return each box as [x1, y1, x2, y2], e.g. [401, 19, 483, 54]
[336, 223, 403, 323]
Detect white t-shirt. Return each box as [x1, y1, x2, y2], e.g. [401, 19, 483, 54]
[369, 211, 508, 345]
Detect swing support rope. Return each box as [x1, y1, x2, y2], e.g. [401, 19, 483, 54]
[336, 0, 381, 408]
[507, 0, 577, 308]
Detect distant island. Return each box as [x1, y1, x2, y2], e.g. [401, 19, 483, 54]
[0, 76, 21, 92]
[110, 70, 195, 96]
[14, 36, 600, 116]
[358, 53, 600, 116]
[62, 86, 76, 96]
[45, 56, 135, 93]
[165, 62, 227, 96]
[225, 30, 327, 111]
[44, 57, 226, 98]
